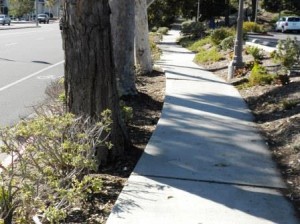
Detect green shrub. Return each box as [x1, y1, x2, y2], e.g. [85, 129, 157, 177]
[219, 36, 235, 50]
[151, 26, 158, 32]
[177, 36, 194, 48]
[245, 46, 264, 62]
[0, 112, 110, 223]
[271, 37, 300, 71]
[194, 47, 224, 64]
[210, 28, 234, 45]
[188, 36, 212, 52]
[249, 63, 275, 86]
[149, 33, 162, 62]
[243, 21, 263, 33]
[120, 100, 133, 123]
[157, 27, 169, 35]
[181, 21, 205, 38]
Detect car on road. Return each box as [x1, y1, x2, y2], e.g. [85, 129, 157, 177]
[275, 16, 300, 33]
[37, 14, 49, 24]
[0, 14, 11, 26]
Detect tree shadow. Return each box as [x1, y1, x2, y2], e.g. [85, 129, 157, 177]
[109, 92, 299, 223]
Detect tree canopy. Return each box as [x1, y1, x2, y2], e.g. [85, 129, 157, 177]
[148, 0, 234, 28]
[262, 0, 300, 13]
[8, 0, 34, 17]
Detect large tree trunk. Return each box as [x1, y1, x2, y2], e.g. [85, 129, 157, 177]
[135, 0, 153, 75]
[62, 0, 126, 158]
[109, 0, 137, 96]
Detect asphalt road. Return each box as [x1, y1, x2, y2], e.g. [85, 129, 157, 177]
[0, 23, 64, 127]
[247, 31, 300, 47]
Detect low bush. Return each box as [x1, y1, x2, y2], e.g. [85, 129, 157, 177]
[271, 37, 300, 71]
[249, 63, 275, 86]
[151, 26, 158, 32]
[188, 36, 212, 52]
[181, 21, 205, 38]
[157, 27, 169, 35]
[177, 36, 196, 48]
[0, 111, 111, 223]
[245, 46, 265, 63]
[149, 33, 162, 62]
[243, 21, 263, 33]
[210, 28, 234, 46]
[194, 47, 224, 64]
[219, 36, 235, 51]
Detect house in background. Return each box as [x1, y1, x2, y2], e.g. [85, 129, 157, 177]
[0, 0, 8, 15]
[37, 0, 61, 18]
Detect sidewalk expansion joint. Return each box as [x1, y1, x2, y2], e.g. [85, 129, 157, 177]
[132, 173, 287, 191]
[166, 77, 211, 82]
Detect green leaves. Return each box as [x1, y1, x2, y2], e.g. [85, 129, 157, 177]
[271, 37, 300, 71]
[0, 112, 110, 222]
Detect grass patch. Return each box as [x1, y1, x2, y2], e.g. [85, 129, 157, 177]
[188, 37, 212, 52]
[233, 78, 251, 90]
[249, 63, 276, 86]
[194, 47, 224, 64]
[149, 32, 162, 62]
[177, 36, 197, 48]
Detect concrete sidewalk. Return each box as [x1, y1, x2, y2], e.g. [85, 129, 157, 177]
[106, 30, 299, 224]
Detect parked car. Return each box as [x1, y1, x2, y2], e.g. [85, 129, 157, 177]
[37, 14, 49, 24]
[275, 16, 300, 33]
[0, 14, 11, 25]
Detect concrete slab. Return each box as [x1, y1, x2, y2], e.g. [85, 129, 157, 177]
[107, 175, 299, 224]
[133, 79, 284, 188]
[132, 31, 285, 188]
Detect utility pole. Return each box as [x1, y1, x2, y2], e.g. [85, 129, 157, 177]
[35, 0, 39, 27]
[228, 0, 244, 80]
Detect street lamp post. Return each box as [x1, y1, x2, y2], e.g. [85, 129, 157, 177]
[255, 0, 259, 23]
[228, 0, 244, 80]
[196, 0, 200, 21]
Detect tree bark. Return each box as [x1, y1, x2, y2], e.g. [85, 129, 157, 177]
[109, 0, 137, 96]
[62, 0, 126, 158]
[135, 0, 153, 75]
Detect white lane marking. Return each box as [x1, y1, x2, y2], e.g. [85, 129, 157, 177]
[0, 28, 57, 37]
[5, 42, 17, 46]
[37, 75, 56, 80]
[0, 60, 64, 92]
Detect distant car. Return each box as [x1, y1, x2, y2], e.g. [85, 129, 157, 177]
[0, 14, 11, 25]
[275, 16, 300, 33]
[37, 14, 49, 24]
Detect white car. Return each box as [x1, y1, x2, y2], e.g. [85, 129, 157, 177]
[0, 14, 11, 26]
[275, 16, 300, 33]
[37, 14, 49, 24]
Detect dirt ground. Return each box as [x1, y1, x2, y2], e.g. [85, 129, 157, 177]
[63, 70, 166, 223]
